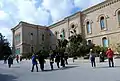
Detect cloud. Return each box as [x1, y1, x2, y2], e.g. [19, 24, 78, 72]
[42, 0, 74, 22]
[0, 0, 50, 45]
[0, 0, 105, 46]
[74, 0, 105, 10]
[0, 11, 9, 20]
[0, 27, 12, 45]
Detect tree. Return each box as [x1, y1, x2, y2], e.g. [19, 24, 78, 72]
[0, 33, 12, 60]
[57, 39, 68, 48]
[68, 29, 89, 57]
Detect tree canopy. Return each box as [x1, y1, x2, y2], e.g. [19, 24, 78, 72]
[0, 33, 12, 60]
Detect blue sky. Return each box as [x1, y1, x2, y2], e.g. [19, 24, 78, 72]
[0, 0, 104, 45]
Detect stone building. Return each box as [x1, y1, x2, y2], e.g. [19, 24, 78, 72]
[11, 0, 120, 55]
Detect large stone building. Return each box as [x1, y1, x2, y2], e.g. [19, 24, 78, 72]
[11, 0, 120, 55]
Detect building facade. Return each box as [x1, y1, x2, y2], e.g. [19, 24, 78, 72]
[11, 0, 120, 55]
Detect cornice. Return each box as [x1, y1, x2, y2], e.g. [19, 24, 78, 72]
[11, 21, 47, 31]
[49, 12, 81, 29]
[86, 29, 120, 39]
[82, 0, 120, 14]
[49, 19, 67, 29]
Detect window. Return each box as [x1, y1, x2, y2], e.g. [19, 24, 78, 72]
[30, 33, 33, 40]
[49, 46, 52, 50]
[42, 34, 44, 41]
[86, 21, 92, 34]
[15, 48, 20, 55]
[15, 33, 20, 45]
[118, 11, 120, 26]
[88, 40, 92, 45]
[100, 17, 105, 30]
[102, 37, 108, 47]
[71, 24, 75, 28]
[31, 47, 34, 53]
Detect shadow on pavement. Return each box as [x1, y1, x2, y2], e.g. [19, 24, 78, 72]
[12, 66, 20, 68]
[96, 66, 120, 69]
[0, 74, 17, 81]
[43, 66, 79, 72]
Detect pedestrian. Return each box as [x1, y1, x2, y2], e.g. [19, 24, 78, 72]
[16, 55, 19, 63]
[31, 54, 38, 72]
[38, 51, 45, 71]
[4, 56, 7, 64]
[64, 52, 68, 65]
[99, 52, 104, 62]
[106, 48, 114, 67]
[89, 49, 96, 67]
[20, 56, 22, 62]
[55, 53, 60, 68]
[49, 51, 54, 70]
[8, 55, 13, 68]
[60, 52, 65, 67]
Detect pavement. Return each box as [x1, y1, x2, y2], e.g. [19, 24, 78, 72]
[0, 58, 120, 81]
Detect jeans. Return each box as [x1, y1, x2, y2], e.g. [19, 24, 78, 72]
[91, 57, 96, 67]
[50, 62, 54, 70]
[40, 63, 44, 71]
[56, 62, 60, 68]
[108, 58, 114, 67]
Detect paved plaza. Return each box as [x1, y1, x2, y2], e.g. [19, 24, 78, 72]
[0, 58, 120, 81]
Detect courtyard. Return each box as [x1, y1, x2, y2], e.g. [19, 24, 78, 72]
[0, 58, 120, 81]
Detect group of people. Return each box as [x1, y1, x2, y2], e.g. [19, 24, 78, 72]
[3, 47, 115, 70]
[4, 55, 20, 68]
[89, 48, 114, 67]
[31, 51, 69, 72]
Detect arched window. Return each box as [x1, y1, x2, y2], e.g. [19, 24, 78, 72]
[102, 37, 108, 47]
[61, 29, 65, 40]
[118, 11, 120, 26]
[71, 24, 75, 29]
[42, 34, 44, 41]
[87, 40, 92, 45]
[100, 17, 105, 30]
[86, 21, 92, 33]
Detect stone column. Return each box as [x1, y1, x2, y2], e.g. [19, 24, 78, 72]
[67, 18, 70, 39]
[12, 30, 15, 55]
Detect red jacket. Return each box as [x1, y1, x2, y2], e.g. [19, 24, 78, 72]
[106, 50, 114, 58]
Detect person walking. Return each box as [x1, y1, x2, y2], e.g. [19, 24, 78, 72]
[16, 55, 19, 63]
[31, 54, 38, 72]
[38, 51, 45, 71]
[64, 52, 68, 65]
[8, 56, 13, 68]
[55, 53, 60, 68]
[60, 52, 65, 67]
[49, 51, 54, 70]
[4, 56, 7, 64]
[106, 48, 114, 67]
[89, 49, 96, 67]
[99, 52, 105, 62]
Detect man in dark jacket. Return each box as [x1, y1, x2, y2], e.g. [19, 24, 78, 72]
[31, 54, 38, 72]
[106, 48, 114, 67]
[38, 53, 45, 71]
[64, 52, 68, 65]
[60, 52, 65, 67]
[49, 51, 54, 70]
[55, 53, 60, 68]
[8, 56, 13, 68]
